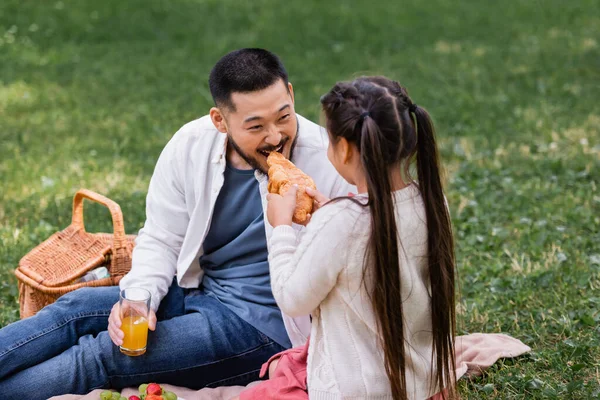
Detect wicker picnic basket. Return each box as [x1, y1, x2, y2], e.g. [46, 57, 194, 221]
[15, 189, 137, 319]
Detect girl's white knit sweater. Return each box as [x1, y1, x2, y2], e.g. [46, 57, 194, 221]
[268, 183, 437, 400]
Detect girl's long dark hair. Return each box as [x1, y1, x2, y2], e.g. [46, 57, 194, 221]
[321, 77, 456, 400]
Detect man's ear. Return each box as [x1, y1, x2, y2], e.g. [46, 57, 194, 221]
[288, 82, 295, 105]
[210, 107, 228, 133]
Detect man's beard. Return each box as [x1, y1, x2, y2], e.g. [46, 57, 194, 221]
[227, 125, 299, 174]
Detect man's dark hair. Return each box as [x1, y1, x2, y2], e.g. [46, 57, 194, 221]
[208, 48, 289, 111]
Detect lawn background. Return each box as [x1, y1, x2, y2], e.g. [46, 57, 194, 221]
[1, 0, 599, 398]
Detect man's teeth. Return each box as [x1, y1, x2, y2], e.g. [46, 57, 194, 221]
[260, 146, 283, 156]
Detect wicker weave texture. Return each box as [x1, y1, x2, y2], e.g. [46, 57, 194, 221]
[15, 189, 136, 319]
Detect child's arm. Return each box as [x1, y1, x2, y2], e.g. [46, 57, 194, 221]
[268, 205, 351, 317]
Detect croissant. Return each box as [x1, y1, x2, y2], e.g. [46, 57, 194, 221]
[267, 152, 316, 224]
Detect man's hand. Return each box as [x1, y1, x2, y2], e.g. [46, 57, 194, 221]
[107, 302, 157, 346]
[267, 185, 298, 227]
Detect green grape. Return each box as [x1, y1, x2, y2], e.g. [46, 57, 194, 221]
[111, 392, 121, 400]
[164, 391, 178, 400]
[119, 397, 127, 400]
[139, 384, 148, 394]
[100, 391, 113, 400]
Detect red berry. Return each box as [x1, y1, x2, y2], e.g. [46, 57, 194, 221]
[146, 383, 163, 396]
[128, 396, 141, 400]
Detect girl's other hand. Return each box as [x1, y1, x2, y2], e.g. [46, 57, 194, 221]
[267, 185, 298, 227]
[305, 187, 330, 213]
[300, 187, 331, 226]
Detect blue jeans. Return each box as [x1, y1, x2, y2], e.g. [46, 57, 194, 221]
[0, 283, 285, 399]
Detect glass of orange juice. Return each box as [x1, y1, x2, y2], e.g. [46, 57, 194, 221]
[119, 287, 151, 356]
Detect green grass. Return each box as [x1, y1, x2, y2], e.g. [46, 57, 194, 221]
[1, 0, 599, 397]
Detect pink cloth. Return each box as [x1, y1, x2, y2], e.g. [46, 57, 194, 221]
[453, 333, 531, 379]
[427, 333, 531, 400]
[50, 333, 531, 400]
[239, 338, 309, 400]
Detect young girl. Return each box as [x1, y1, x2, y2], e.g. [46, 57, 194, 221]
[241, 76, 456, 400]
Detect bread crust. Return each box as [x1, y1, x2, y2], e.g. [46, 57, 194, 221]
[267, 152, 316, 224]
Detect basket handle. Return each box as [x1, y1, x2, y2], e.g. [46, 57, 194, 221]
[72, 189, 127, 248]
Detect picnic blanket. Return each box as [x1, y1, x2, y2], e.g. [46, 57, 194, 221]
[51, 332, 531, 400]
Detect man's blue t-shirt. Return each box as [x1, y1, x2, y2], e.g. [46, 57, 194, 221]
[199, 164, 291, 348]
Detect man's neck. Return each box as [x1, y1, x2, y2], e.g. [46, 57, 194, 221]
[226, 142, 253, 170]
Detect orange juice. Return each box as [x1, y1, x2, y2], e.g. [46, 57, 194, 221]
[120, 315, 148, 356]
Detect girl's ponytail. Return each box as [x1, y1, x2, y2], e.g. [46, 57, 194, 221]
[413, 105, 457, 399]
[359, 114, 407, 399]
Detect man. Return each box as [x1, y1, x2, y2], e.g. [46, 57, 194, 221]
[0, 48, 352, 398]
